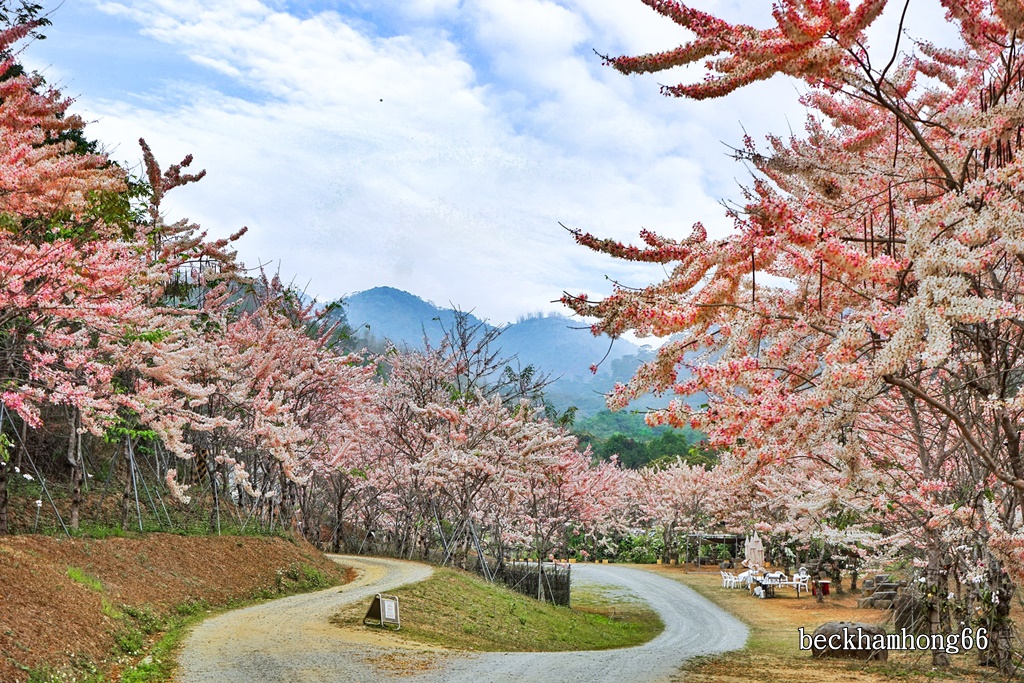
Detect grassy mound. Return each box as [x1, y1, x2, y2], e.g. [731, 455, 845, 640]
[332, 567, 663, 651]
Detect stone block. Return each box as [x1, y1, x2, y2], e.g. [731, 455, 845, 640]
[810, 622, 888, 661]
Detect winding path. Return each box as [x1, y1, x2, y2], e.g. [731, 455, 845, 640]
[176, 557, 747, 683]
[416, 563, 747, 683]
[176, 555, 433, 682]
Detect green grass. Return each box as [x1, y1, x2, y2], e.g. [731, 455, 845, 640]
[275, 562, 330, 592]
[66, 566, 103, 593]
[117, 605, 203, 683]
[26, 653, 104, 683]
[331, 567, 663, 652]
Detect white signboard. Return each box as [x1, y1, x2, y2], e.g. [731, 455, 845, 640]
[363, 593, 401, 630]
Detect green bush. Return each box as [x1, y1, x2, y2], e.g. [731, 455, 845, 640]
[275, 563, 329, 592]
[173, 598, 209, 617]
[617, 532, 664, 564]
[114, 626, 144, 655]
[122, 604, 163, 634]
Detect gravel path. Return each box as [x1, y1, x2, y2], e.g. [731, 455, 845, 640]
[411, 563, 748, 683]
[176, 558, 747, 683]
[176, 554, 433, 683]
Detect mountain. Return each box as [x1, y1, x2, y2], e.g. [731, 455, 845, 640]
[496, 313, 647, 379]
[342, 287, 694, 418]
[342, 286, 488, 350]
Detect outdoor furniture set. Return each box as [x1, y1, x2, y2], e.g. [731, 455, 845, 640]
[720, 566, 811, 598]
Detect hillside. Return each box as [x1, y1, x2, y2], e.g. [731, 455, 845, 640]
[342, 286, 490, 351]
[342, 287, 691, 417]
[0, 534, 350, 683]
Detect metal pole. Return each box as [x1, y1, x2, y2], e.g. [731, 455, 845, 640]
[2, 406, 69, 537]
[127, 439, 143, 532]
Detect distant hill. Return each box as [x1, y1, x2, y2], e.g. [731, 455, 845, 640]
[342, 286, 488, 350]
[496, 313, 646, 379]
[342, 286, 700, 418]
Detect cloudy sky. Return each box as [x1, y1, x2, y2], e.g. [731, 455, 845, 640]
[22, 0, 951, 326]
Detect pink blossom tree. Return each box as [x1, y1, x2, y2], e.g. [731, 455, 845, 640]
[564, 0, 1024, 666]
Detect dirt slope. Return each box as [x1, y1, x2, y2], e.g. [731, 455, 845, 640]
[0, 533, 349, 682]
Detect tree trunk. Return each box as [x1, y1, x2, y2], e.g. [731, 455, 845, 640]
[67, 410, 83, 531]
[120, 443, 133, 531]
[925, 539, 950, 667]
[831, 563, 844, 595]
[0, 458, 8, 534]
[978, 563, 1016, 673]
[662, 524, 673, 564]
[209, 457, 222, 534]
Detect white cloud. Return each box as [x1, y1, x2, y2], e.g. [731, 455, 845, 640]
[32, 0, 952, 327]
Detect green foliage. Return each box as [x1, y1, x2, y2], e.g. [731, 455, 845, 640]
[121, 605, 163, 635]
[173, 598, 209, 617]
[113, 626, 144, 656]
[274, 563, 329, 593]
[111, 604, 165, 658]
[26, 660, 103, 683]
[120, 659, 163, 683]
[74, 523, 128, 540]
[101, 598, 121, 620]
[66, 566, 103, 592]
[0, 432, 11, 464]
[102, 419, 158, 445]
[543, 400, 577, 428]
[617, 532, 665, 564]
[0, 1, 50, 32]
[0, 173, 148, 246]
[572, 410, 714, 469]
[577, 421, 714, 470]
[25, 666, 62, 683]
[600, 434, 650, 468]
[573, 409, 667, 441]
[645, 431, 691, 460]
[116, 608, 194, 683]
[121, 328, 172, 344]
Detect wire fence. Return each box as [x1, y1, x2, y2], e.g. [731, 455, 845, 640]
[481, 559, 572, 606]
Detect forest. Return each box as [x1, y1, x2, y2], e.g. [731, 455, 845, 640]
[5, 0, 1024, 674]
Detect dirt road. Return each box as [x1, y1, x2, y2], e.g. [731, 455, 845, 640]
[176, 557, 747, 683]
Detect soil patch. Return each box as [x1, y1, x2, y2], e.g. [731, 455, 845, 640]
[0, 533, 351, 682]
